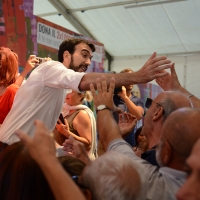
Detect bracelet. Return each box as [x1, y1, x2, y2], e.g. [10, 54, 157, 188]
[188, 94, 194, 98]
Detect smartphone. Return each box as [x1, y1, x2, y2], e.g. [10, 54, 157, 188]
[57, 113, 65, 124]
[35, 57, 46, 66]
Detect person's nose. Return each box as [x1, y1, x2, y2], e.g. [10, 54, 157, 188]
[85, 58, 91, 66]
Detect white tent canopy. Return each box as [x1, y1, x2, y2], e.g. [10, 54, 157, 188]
[34, 0, 200, 98]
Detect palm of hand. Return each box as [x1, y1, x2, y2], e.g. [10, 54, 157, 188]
[118, 119, 137, 137]
[156, 73, 172, 91]
[56, 122, 70, 137]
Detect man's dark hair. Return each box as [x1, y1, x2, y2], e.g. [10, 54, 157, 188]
[58, 38, 96, 62]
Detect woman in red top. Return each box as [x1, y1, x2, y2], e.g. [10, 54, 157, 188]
[0, 47, 19, 125]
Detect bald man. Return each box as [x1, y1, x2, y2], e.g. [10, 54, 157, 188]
[176, 132, 200, 200]
[90, 77, 200, 200]
[140, 90, 193, 166]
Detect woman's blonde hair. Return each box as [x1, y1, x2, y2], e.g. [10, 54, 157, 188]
[80, 91, 93, 102]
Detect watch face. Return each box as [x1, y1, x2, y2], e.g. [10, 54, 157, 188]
[97, 105, 106, 110]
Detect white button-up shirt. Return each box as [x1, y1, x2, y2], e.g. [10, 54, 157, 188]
[0, 61, 85, 144]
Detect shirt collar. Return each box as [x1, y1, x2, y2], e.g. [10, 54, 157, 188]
[159, 167, 187, 180]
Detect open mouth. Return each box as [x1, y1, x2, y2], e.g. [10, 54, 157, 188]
[80, 65, 87, 72]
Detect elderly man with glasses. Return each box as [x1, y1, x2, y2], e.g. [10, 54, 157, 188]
[140, 91, 193, 166]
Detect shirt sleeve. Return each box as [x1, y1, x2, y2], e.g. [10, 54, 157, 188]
[107, 138, 139, 159]
[39, 61, 85, 92]
[107, 138, 156, 166]
[136, 97, 145, 108]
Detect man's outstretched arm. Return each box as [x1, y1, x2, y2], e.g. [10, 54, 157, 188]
[90, 76, 137, 150]
[80, 52, 172, 91]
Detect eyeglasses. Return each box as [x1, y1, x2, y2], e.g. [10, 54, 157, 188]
[145, 98, 164, 114]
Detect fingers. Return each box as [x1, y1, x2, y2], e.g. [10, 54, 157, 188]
[90, 83, 96, 97]
[154, 63, 172, 76]
[55, 123, 60, 129]
[126, 113, 137, 121]
[145, 53, 170, 67]
[101, 75, 107, 93]
[63, 138, 72, 147]
[151, 59, 171, 69]
[57, 119, 62, 125]
[155, 78, 161, 85]
[123, 112, 129, 122]
[109, 77, 115, 95]
[154, 71, 169, 79]
[146, 52, 157, 63]
[64, 118, 68, 126]
[62, 138, 74, 151]
[119, 113, 123, 124]
[28, 55, 36, 60]
[170, 63, 177, 76]
[96, 78, 102, 95]
[69, 135, 75, 144]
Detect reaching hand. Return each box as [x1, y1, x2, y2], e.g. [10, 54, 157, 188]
[56, 118, 70, 138]
[15, 120, 56, 165]
[118, 86, 127, 99]
[24, 55, 39, 72]
[63, 135, 90, 165]
[156, 63, 181, 91]
[134, 52, 172, 83]
[90, 75, 117, 112]
[118, 112, 137, 138]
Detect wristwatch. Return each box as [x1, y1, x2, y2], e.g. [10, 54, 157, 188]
[96, 105, 110, 112]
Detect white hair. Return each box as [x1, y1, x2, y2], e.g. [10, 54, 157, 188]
[80, 151, 141, 200]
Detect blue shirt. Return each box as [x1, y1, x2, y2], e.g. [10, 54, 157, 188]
[113, 93, 144, 146]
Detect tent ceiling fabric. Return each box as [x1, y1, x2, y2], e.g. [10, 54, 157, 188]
[34, 0, 200, 58]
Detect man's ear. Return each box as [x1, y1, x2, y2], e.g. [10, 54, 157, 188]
[161, 141, 172, 166]
[82, 189, 92, 200]
[152, 107, 164, 121]
[63, 51, 71, 62]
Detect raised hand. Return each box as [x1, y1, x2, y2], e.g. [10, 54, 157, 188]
[63, 135, 90, 165]
[56, 118, 70, 138]
[118, 86, 127, 99]
[15, 120, 56, 165]
[90, 75, 119, 112]
[24, 55, 39, 72]
[156, 63, 181, 91]
[135, 52, 172, 83]
[118, 112, 137, 138]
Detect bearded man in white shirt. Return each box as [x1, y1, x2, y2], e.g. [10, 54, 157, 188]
[0, 38, 172, 148]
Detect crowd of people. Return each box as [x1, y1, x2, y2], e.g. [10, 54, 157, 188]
[0, 38, 200, 200]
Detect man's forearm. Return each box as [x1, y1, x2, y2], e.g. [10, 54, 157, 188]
[97, 109, 122, 150]
[79, 73, 140, 91]
[79, 54, 172, 91]
[122, 97, 144, 119]
[176, 86, 200, 108]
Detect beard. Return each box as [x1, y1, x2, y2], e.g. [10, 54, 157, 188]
[69, 55, 87, 72]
